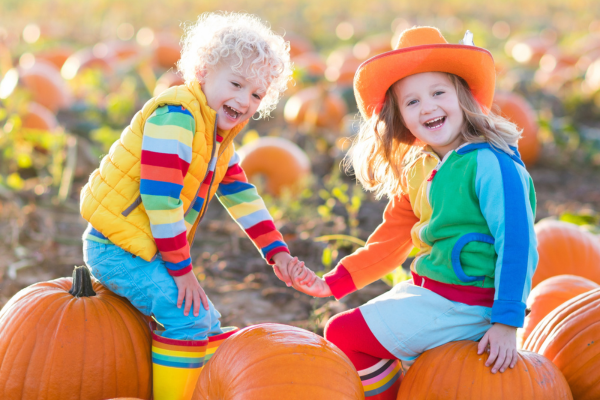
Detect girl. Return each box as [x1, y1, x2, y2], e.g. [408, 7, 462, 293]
[293, 26, 537, 400]
[81, 12, 306, 400]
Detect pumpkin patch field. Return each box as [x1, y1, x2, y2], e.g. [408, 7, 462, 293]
[1, 0, 600, 399]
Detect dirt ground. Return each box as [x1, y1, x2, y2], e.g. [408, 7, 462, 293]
[0, 148, 599, 336]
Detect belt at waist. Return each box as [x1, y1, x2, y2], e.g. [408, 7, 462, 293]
[411, 271, 494, 308]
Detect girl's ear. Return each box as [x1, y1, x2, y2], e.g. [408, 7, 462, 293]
[196, 68, 208, 84]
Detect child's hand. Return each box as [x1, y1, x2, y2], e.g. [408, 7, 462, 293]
[477, 323, 518, 373]
[289, 264, 332, 298]
[272, 252, 302, 287]
[172, 270, 209, 316]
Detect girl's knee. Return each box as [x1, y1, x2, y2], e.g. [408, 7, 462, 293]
[324, 308, 362, 344]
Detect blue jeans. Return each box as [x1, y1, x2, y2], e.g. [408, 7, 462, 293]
[83, 240, 223, 341]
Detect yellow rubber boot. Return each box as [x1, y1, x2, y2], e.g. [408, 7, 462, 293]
[152, 332, 208, 400]
[204, 327, 239, 365]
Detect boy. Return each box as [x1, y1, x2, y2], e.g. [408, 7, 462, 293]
[81, 12, 305, 399]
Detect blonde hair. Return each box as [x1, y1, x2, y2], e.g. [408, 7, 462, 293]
[345, 73, 522, 199]
[177, 12, 292, 118]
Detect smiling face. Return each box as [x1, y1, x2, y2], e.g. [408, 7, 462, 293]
[393, 72, 465, 158]
[201, 60, 268, 131]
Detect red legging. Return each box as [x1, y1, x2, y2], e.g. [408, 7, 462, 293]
[325, 308, 402, 399]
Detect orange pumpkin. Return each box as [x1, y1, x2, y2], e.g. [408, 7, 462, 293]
[284, 86, 347, 130]
[533, 220, 600, 288]
[519, 275, 599, 349]
[61, 47, 114, 80]
[292, 52, 327, 77]
[524, 288, 600, 400]
[0, 61, 72, 112]
[238, 137, 311, 195]
[36, 47, 73, 69]
[153, 70, 185, 96]
[493, 91, 540, 166]
[352, 34, 392, 60]
[153, 33, 181, 69]
[287, 33, 314, 58]
[0, 266, 152, 399]
[398, 340, 572, 399]
[193, 323, 364, 400]
[21, 102, 58, 131]
[326, 48, 362, 86]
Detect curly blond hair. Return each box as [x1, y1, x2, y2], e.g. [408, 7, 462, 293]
[177, 12, 292, 118]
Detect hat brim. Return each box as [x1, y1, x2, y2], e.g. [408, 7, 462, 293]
[354, 44, 496, 119]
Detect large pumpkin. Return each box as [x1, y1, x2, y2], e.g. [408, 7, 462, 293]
[519, 275, 599, 348]
[193, 323, 364, 400]
[238, 137, 311, 195]
[284, 86, 347, 130]
[524, 288, 600, 400]
[0, 266, 152, 399]
[532, 220, 600, 288]
[21, 102, 58, 131]
[493, 91, 540, 166]
[398, 340, 572, 399]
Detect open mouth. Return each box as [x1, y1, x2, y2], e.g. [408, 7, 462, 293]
[223, 104, 242, 120]
[424, 116, 446, 130]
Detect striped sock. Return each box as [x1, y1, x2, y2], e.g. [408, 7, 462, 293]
[359, 358, 402, 399]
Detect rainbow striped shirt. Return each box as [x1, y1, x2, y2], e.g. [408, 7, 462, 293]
[84, 105, 289, 276]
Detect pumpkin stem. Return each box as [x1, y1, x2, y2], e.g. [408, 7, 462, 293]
[69, 266, 96, 297]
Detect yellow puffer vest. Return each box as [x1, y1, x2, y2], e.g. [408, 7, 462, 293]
[80, 81, 246, 261]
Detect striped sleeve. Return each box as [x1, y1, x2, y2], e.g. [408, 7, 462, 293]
[140, 105, 195, 276]
[216, 151, 289, 264]
[475, 149, 538, 328]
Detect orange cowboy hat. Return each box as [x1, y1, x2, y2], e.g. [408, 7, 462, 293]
[354, 26, 496, 119]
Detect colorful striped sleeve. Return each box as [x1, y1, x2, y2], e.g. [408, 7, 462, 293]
[216, 151, 289, 264]
[140, 105, 195, 276]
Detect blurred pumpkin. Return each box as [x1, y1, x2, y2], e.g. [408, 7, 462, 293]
[352, 33, 392, 60]
[153, 70, 185, 96]
[104, 40, 143, 61]
[36, 47, 73, 69]
[61, 46, 114, 80]
[532, 220, 600, 288]
[193, 323, 364, 400]
[292, 51, 327, 77]
[326, 47, 362, 86]
[238, 137, 311, 195]
[524, 288, 600, 400]
[284, 86, 347, 130]
[506, 36, 554, 66]
[398, 340, 572, 399]
[0, 266, 152, 399]
[21, 102, 58, 131]
[0, 60, 72, 112]
[518, 275, 599, 349]
[153, 33, 181, 69]
[493, 91, 540, 166]
[287, 33, 314, 58]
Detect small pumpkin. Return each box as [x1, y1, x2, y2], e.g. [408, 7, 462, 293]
[284, 86, 347, 130]
[325, 48, 362, 86]
[0, 266, 152, 399]
[238, 137, 311, 195]
[153, 33, 181, 69]
[287, 33, 314, 58]
[193, 323, 364, 400]
[398, 340, 572, 399]
[21, 102, 58, 131]
[493, 91, 540, 166]
[0, 61, 72, 112]
[36, 47, 73, 69]
[518, 275, 599, 348]
[532, 220, 600, 288]
[524, 288, 600, 400]
[61, 47, 114, 80]
[292, 52, 327, 77]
